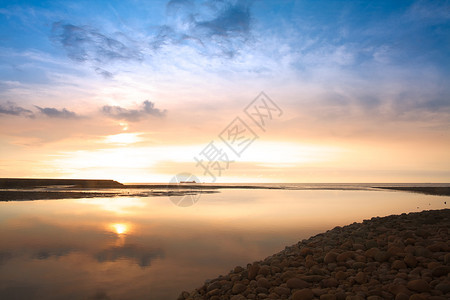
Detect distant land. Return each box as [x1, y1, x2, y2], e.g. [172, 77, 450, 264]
[0, 179, 449, 202]
[373, 186, 450, 197]
[0, 178, 124, 188]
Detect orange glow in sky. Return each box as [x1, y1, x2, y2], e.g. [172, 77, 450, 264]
[0, 0, 449, 183]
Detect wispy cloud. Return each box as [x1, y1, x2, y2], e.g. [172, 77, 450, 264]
[102, 100, 166, 122]
[35, 106, 79, 119]
[406, 0, 450, 23]
[51, 22, 143, 75]
[94, 67, 114, 79]
[0, 101, 34, 118]
[150, 0, 253, 58]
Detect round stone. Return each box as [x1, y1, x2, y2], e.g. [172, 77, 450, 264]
[292, 289, 314, 300]
[431, 266, 450, 277]
[354, 271, 366, 284]
[324, 252, 338, 264]
[403, 254, 417, 268]
[287, 278, 309, 289]
[320, 294, 337, 300]
[273, 286, 290, 296]
[231, 283, 247, 294]
[394, 293, 409, 300]
[406, 279, 430, 292]
[392, 260, 407, 270]
[257, 278, 271, 289]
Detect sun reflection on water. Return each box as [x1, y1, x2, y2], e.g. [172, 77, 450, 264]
[110, 223, 130, 247]
[113, 224, 127, 234]
[111, 223, 128, 235]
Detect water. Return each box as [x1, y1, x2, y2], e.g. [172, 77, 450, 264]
[0, 186, 448, 299]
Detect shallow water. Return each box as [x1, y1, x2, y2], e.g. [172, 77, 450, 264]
[0, 188, 448, 299]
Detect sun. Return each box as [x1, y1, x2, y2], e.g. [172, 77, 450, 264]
[112, 223, 128, 235]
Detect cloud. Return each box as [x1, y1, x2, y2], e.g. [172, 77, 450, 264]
[0, 251, 12, 265]
[32, 248, 72, 260]
[0, 101, 35, 118]
[51, 22, 143, 74]
[95, 244, 164, 267]
[102, 100, 166, 122]
[151, 0, 253, 58]
[94, 67, 114, 79]
[35, 106, 79, 119]
[195, 1, 251, 37]
[406, 0, 450, 24]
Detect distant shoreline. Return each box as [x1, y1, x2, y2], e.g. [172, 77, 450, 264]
[0, 178, 449, 201]
[373, 186, 450, 196]
[0, 178, 124, 188]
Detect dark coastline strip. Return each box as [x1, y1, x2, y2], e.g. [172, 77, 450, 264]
[0, 178, 124, 189]
[0, 191, 118, 201]
[374, 187, 450, 196]
[0, 190, 216, 201]
[179, 209, 450, 300]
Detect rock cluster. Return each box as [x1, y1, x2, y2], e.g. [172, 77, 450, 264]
[178, 209, 450, 300]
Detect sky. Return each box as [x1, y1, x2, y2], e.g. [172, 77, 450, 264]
[0, 0, 449, 183]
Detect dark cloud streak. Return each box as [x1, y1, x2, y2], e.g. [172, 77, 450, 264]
[51, 22, 143, 77]
[102, 100, 166, 122]
[0, 102, 35, 118]
[151, 0, 253, 58]
[196, 2, 251, 37]
[35, 106, 79, 119]
[95, 67, 114, 79]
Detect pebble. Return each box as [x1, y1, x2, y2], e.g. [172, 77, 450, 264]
[273, 286, 290, 296]
[286, 278, 309, 289]
[434, 282, 450, 294]
[406, 279, 430, 292]
[324, 252, 338, 264]
[404, 254, 417, 268]
[354, 271, 366, 284]
[258, 265, 271, 276]
[392, 259, 407, 270]
[335, 270, 347, 280]
[257, 278, 271, 289]
[444, 253, 450, 264]
[322, 277, 338, 288]
[292, 288, 314, 300]
[337, 251, 354, 262]
[231, 283, 246, 294]
[408, 294, 426, 300]
[431, 266, 449, 277]
[320, 294, 337, 300]
[395, 293, 409, 300]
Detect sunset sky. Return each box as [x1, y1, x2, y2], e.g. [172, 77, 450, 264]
[0, 0, 449, 183]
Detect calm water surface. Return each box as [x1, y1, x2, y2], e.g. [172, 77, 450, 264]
[0, 188, 448, 299]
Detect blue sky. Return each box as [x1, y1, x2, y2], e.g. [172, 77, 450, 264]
[2, 0, 449, 83]
[0, 0, 449, 182]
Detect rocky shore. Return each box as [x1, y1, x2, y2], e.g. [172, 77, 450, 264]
[179, 209, 450, 300]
